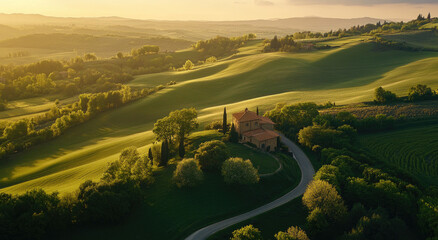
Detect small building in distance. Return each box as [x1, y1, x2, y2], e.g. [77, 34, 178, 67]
[232, 108, 279, 152]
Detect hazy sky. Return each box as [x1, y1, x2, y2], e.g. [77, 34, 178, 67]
[2, 0, 438, 20]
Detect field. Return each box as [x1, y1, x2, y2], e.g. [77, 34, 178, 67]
[359, 120, 438, 186]
[1, 35, 438, 195]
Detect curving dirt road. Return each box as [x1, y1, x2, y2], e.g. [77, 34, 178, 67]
[185, 132, 315, 240]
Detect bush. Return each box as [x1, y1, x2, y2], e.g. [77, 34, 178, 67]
[204, 121, 223, 130]
[374, 87, 397, 103]
[222, 157, 259, 185]
[173, 158, 204, 188]
[183, 60, 194, 70]
[195, 140, 229, 171]
[231, 225, 263, 240]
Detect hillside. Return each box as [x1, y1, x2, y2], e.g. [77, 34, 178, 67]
[1, 34, 438, 195]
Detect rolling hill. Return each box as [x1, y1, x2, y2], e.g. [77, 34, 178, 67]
[1, 35, 438, 195]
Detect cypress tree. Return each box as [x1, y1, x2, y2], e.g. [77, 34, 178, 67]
[148, 147, 153, 164]
[222, 107, 227, 135]
[256, 107, 259, 116]
[178, 137, 185, 158]
[229, 123, 239, 143]
[427, 13, 431, 20]
[160, 140, 169, 166]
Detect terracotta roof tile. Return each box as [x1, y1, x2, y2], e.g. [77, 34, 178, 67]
[242, 129, 279, 141]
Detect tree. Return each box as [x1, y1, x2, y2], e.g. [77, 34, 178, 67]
[173, 158, 204, 188]
[374, 87, 397, 103]
[408, 84, 435, 101]
[298, 125, 344, 149]
[184, 60, 194, 70]
[168, 108, 199, 158]
[195, 140, 229, 171]
[275, 226, 309, 240]
[102, 147, 153, 184]
[427, 13, 431, 20]
[84, 53, 97, 61]
[231, 225, 263, 240]
[228, 123, 239, 143]
[223, 107, 228, 134]
[148, 148, 153, 163]
[3, 120, 30, 140]
[222, 157, 259, 185]
[302, 180, 347, 223]
[160, 139, 169, 166]
[256, 106, 259, 116]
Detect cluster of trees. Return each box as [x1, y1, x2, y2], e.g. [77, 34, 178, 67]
[0, 147, 154, 240]
[130, 45, 160, 56]
[263, 35, 304, 52]
[171, 139, 259, 188]
[230, 224, 309, 240]
[262, 101, 438, 240]
[6, 51, 30, 58]
[193, 34, 256, 57]
[374, 85, 437, 104]
[0, 85, 163, 160]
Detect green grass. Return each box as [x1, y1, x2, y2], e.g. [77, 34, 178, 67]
[209, 196, 307, 240]
[382, 31, 438, 50]
[64, 139, 301, 240]
[1, 36, 438, 195]
[359, 120, 438, 186]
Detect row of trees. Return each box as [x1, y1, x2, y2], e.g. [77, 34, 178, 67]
[374, 84, 437, 103]
[0, 85, 164, 160]
[263, 35, 305, 53]
[0, 147, 154, 239]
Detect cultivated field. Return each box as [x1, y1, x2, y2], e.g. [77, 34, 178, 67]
[359, 121, 438, 186]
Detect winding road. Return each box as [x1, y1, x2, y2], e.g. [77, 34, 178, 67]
[185, 132, 315, 240]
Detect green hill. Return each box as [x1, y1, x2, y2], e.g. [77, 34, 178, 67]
[1, 36, 438, 195]
[382, 30, 438, 50]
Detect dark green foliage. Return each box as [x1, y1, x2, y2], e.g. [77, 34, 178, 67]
[148, 148, 153, 162]
[265, 102, 319, 138]
[223, 107, 228, 135]
[195, 140, 229, 171]
[263, 35, 304, 52]
[228, 123, 239, 143]
[408, 84, 436, 101]
[193, 34, 254, 57]
[179, 137, 185, 158]
[374, 87, 397, 103]
[160, 139, 169, 166]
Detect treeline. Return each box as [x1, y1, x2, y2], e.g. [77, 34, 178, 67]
[263, 35, 306, 53]
[259, 101, 438, 240]
[193, 34, 256, 57]
[0, 146, 154, 240]
[0, 34, 254, 104]
[374, 84, 438, 104]
[0, 85, 164, 160]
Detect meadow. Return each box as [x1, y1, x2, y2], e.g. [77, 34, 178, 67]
[359, 120, 438, 186]
[1, 35, 438, 195]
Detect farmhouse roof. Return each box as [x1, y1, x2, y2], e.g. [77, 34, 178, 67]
[242, 128, 279, 142]
[232, 108, 275, 124]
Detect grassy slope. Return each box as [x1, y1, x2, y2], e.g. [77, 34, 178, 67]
[64, 131, 301, 240]
[359, 121, 438, 186]
[1, 37, 438, 195]
[382, 30, 438, 50]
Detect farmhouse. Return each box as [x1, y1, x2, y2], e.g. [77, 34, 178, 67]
[232, 108, 279, 152]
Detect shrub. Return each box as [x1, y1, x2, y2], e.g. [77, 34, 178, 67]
[231, 225, 263, 240]
[374, 87, 397, 103]
[204, 121, 223, 130]
[195, 140, 229, 171]
[183, 60, 194, 70]
[222, 157, 259, 185]
[173, 158, 204, 188]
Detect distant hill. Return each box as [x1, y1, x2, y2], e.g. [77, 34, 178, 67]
[0, 33, 193, 53]
[0, 13, 386, 40]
